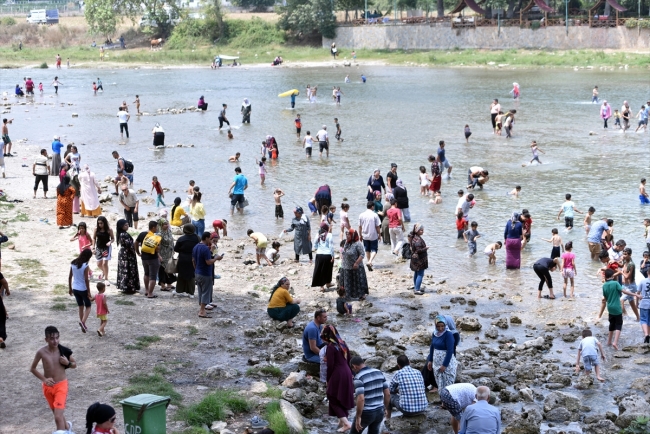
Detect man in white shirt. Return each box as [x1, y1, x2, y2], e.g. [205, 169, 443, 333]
[456, 194, 474, 220]
[490, 99, 501, 134]
[358, 201, 381, 271]
[316, 125, 329, 158]
[33, 149, 50, 198]
[117, 106, 130, 139]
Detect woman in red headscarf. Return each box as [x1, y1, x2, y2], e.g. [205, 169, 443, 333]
[321, 324, 354, 432]
[340, 229, 368, 301]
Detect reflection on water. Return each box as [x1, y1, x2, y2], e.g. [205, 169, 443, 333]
[3, 66, 649, 411]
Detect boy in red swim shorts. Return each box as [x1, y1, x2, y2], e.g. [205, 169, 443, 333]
[30, 326, 76, 433]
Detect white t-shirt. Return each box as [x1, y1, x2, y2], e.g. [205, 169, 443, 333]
[490, 103, 501, 114]
[446, 383, 477, 409]
[117, 111, 129, 123]
[304, 136, 313, 148]
[456, 196, 471, 217]
[34, 155, 49, 175]
[358, 209, 380, 241]
[316, 130, 328, 142]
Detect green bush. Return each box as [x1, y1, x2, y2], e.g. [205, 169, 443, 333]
[176, 390, 250, 427]
[39, 62, 48, 68]
[621, 416, 650, 434]
[224, 18, 285, 47]
[531, 20, 541, 29]
[2, 17, 16, 26]
[625, 18, 650, 29]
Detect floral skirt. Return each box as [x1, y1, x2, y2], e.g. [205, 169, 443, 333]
[341, 267, 368, 300]
[432, 349, 457, 391]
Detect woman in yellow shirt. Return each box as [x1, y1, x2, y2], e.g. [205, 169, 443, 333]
[190, 192, 206, 236]
[267, 277, 301, 327]
[170, 197, 187, 227]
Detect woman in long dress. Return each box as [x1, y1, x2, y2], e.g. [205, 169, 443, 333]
[426, 315, 458, 393]
[56, 175, 75, 229]
[341, 229, 368, 301]
[157, 218, 177, 291]
[78, 165, 102, 217]
[311, 223, 335, 291]
[504, 212, 523, 269]
[321, 324, 354, 432]
[174, 224, 199, 297]
[115, 219, 140, 294]
[366, 169, 385, 202]
[241, 98, 251, 124]
[285, 206, 312, 263]
[409, 223, 428, 295]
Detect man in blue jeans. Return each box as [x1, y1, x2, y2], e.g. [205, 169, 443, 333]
[350, 356, 390, 434]
[228, 167, 248, 215]
[301, 309, 328, 363]
[358, 201, 381, 271]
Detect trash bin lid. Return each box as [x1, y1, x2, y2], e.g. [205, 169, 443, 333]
[119, 394, 170, 409]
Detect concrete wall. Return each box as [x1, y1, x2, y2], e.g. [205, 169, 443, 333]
[323, 25, 650, 50]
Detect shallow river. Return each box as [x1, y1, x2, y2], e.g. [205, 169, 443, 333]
[3, 65, 650, 415]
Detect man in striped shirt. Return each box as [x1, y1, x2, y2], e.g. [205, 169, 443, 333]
[349, 356, 390, 434]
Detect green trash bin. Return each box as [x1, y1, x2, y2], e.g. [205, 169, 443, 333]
[120, 393, 171, 434]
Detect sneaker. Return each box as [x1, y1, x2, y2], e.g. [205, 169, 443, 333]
[645, 335, 650, 344]
[250, 416, 269, 429]
[189, 295, 195, 299]
[414, 290, 424, 295]
[172, 290, 177, 297]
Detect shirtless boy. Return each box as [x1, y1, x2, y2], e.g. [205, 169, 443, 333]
[229, 153, 241, 162]
[274, 188, 285, 219]
[30, 326, 76, 433]
[2, 118, 13, 156]
[640, 179, 649, 205]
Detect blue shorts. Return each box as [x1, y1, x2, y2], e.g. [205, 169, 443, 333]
[640, 308, 650, 326]
[582, 355, 598, 371]
[641, 195, 650, 204]
[363, 239, 378, 253]
[624, 284, 638, 302]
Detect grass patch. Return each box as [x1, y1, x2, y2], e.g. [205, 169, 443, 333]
[125, 335, 161, 350]
[188, 325, 199, 335]
[262, 385, 283, 399]
[0, 202, 15, 209]
[266, 401, 290, 434]
[53, 284, 68, 295]
[11, 212, 29, 222]
[246, 365, 283, 378]
[176, 389, 250, 427]
[15, 258, 48, 288]
[115, 299, 136, 306]
[51, 303, 67, 311]
[116, 372, 182, 405]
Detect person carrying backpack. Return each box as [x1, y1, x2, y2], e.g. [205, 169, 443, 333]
[111, 151, 134, 195]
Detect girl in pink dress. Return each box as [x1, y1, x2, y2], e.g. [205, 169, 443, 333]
[561, 241, 577, 298]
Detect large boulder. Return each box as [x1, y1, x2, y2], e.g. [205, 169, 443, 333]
[281, 388, 305, 403]
[297, 361, 320, 377]
[385, 413, 432, 433]
[630, 376, 650, 394]
[543, 391, 581, 413]
[544, 407, 572, 423]
[615, 394, 650, 428]
[518, 337, 545, 351]
[282, 371, 306, 388]
[280, 399, 304, 434]
[582, 419, 619, 434]
[503, 404, 543, 434]
[457, 316, 482, 331]
[368, 312, 391, 326]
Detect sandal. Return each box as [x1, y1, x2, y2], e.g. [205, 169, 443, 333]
[543, 295, 556, 300]
[146, 295, 158, 299]
[198, 314, 212, 318]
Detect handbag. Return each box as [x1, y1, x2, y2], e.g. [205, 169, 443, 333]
[240, 197, 249, 208]
[401, 243, 412, 260]
[165, 256, 178, 274]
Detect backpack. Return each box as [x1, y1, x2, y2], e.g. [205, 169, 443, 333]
[401, 243, 412, 260]
[123, 159, 134, 173]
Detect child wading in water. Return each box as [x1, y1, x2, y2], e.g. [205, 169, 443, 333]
[464, 124, 471, 143]
[256, 157, 267, 185]
[94, 282, 109, 336]
[274, 188, 285, 219]
[30, 326, 76, 433]
[463, 221, 481, 257]
[339, 203, 350, 242]
[542, 228, 564, 259]
[561, 241, 577, 297]
[575, 329, 605, 381]
[530, 140, 545, 164]
[484, 241, 502, 265]
[456, 211, 468, 239]
[418, 166, 430, 196]
[584, 206, 595, 234]
[151, 175, 166, 207]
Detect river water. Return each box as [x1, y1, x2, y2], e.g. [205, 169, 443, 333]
[4, 65, 650, 418]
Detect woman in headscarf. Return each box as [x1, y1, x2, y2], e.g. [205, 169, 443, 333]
[85, 402, 117, 434]
[173, 224, 199, 297]
[341, 229, 368, 301]
[425, 315, 458, 393]
[157, 218, 176, 291]
[408, 223, 428, 295]
[321, 324, 354, 432]
[284, 207, 312, 263]
[56, 175, 75, 229]
[267, 277, 301, 327]
[504, 212, 524, 269]
[78, 165, 102, 217]
[69, 165, 82, 215]
[366, 169, 386, 202]
[152, 122, 165, 148]
[393, 179, 411, 222]
[198, 95, 207, 111]
[380, 193, 393, 244]
[312, 223, 335, 292]
[241, 98, 251, 124]
[116, 219, 140, 294]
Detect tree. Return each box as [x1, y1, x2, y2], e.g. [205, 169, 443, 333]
[231, 0, 276, 11]
[437, 0, 444, 17]
[84, 0, 118, 39]
[279, 0, 337, 38]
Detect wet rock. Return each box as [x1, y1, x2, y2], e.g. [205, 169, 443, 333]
[463, 367, 495, 378]
[545, 407, 573, 422]
[282, 388, 305, 403]
[280, 399, 304, 434]
[622, 343, 650, 354]
[519, 337, 544, 351]
[574, 374, 594, 390]
[546, 373, 572, 387]
[503, 404, 542, 434]
[210, 421, 227, 433]
[381, 356, 399, 372]
[519, 388, 534, 402]
[282, 371, 306, 388]
[385, 413, 430, 432]
[543, 391, 581, 413]
[510, 316, 522, 324]
[99, 192, 112, 203]
[467, 299, 477, 306]
[630, 376, 650, 393]
[206, 366, 237, 379]
[500, 389, 519, 403]
[561, 329, 581, 343]
[249, 382, 268, 394]
[364, 356, 385, 369]
[450, 296, 466, 304]
[493, 318, 509, 329]
[248, 357, 261, 366]
[615, 394, 650, 428]
[297, 361, 319, 377]
[368, 312, 391, 326]
[244, 327, 266, 338]
[410, 330, 431, 345]
[389, 323, 403, 332]
[457, 316, 482, 331]
[582, 419, 619, 434]
[485, 327, 499, 339]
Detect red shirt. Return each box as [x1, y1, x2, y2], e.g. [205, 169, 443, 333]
[386, 207, 402, 228]
[152, 181, 163, 194]
[456, 217, 467, 231]
[213, 220, 224, 230]
[522, 218, 532, 233]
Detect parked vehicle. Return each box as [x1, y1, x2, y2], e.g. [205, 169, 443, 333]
[26, 9, 59, 24]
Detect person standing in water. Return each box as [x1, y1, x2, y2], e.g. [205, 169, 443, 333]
[601, 101, 611, 129]
[51, 76, 62, 94]
[490, 99, 501, 134]
[241, 98, 251, 124]
[640, 179, 650, 205]
[592, 86, 599, 103]
[219, 104, 230, 130]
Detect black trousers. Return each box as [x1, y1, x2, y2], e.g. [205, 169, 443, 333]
[533, 264, 552, 292]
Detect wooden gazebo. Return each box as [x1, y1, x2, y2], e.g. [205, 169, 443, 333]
[589, 0, 626, 27]
[450, 0, 486, 27]
[519, 0, 555, 25]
